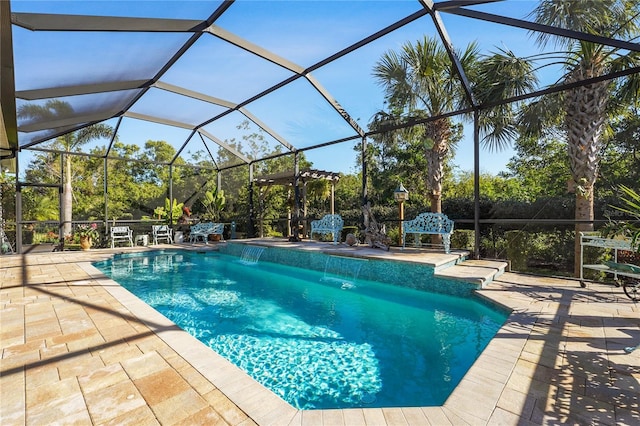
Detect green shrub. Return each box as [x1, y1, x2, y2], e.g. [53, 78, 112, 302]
[505, 230, 527, 271]
[451, 230, 474, 251]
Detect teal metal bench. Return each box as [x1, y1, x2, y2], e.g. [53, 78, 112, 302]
[310, 214, 344, 245]
[402, 213, 454, 253]
[189, 222, 224, 244]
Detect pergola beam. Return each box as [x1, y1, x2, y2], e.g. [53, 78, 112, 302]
[253, 169, 340, 186]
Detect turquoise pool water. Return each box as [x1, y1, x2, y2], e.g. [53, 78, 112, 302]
[94, 249, 508, 410]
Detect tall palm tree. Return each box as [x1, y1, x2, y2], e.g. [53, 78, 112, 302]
[371, 36, 480, 214]
[18, 100, 113, 236]
[479, 0, 640, 275]
[537, 0, 639, 275]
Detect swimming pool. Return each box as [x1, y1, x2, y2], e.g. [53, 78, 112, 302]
[94, 248, 508, 410]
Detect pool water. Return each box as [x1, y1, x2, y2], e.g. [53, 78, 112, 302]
[94, 250, 507, 410]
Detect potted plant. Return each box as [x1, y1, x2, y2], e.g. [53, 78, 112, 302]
[76, 223, 99, 250]
[202, 189, 225, 221]
[154, 198, 184, 225]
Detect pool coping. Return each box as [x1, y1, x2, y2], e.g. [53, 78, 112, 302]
[79, 246, 525, 424]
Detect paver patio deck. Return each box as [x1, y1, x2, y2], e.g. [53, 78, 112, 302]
[1, 240, 638, 425]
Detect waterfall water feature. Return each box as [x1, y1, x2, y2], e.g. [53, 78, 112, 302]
[239, 245, 265, 265]
[322, 255, 367, 289]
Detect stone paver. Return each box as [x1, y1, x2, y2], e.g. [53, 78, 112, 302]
[1, 242, 638, 425]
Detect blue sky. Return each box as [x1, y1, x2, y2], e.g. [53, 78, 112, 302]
[12, 1, 549, 177]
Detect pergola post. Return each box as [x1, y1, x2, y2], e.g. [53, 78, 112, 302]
[331, 181, 335, 215]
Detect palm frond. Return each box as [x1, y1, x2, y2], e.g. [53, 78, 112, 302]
[608, 184, 640, 252]
[530, 0, 622, 48]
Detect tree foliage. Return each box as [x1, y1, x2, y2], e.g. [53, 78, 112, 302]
[370, 36, 479, 213]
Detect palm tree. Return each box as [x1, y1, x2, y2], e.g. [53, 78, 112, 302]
[306, 179, 332, 210]
[371, 36, 480, 214]
[18, 100, 113, 236]
[479, 0, 640, 275]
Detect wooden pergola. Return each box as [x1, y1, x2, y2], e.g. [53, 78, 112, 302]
[252, 169, 340, 238]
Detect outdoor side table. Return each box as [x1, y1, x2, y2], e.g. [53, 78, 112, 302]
[135, 234, 149, 246]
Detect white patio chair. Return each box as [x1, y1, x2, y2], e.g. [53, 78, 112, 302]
[152, 225, 173, 245]
[110, 226, 134, 248]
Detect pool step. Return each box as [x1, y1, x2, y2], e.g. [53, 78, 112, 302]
[435, 259, 508, 287]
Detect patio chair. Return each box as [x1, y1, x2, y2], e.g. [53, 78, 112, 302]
[110, 226, 134, 248]
[152, 225, 173, 245]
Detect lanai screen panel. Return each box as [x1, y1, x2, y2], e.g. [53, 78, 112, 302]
[196, 130, 248, 170]
[12, 19, 191, 148]
[11, 27, 184, 89]
[303, 143, 360, 179]
[128, 87, 228, 128]
[309, 14, 440, 131]
[200, 111, 286, 164]
[170, 164, 218, 212]
[439, 10, 566, 89]
[114, 119, 195, 160]
[245, 78, 359, 149]
[105, 157, 170, 221]
[16, 92, 140, 147]
[20, 186, 59, 223]
[176, 132, 220, 168]
[18, 151, 61, 185]
[215, 0, 424, 67]
[161, 34, 296, 106]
